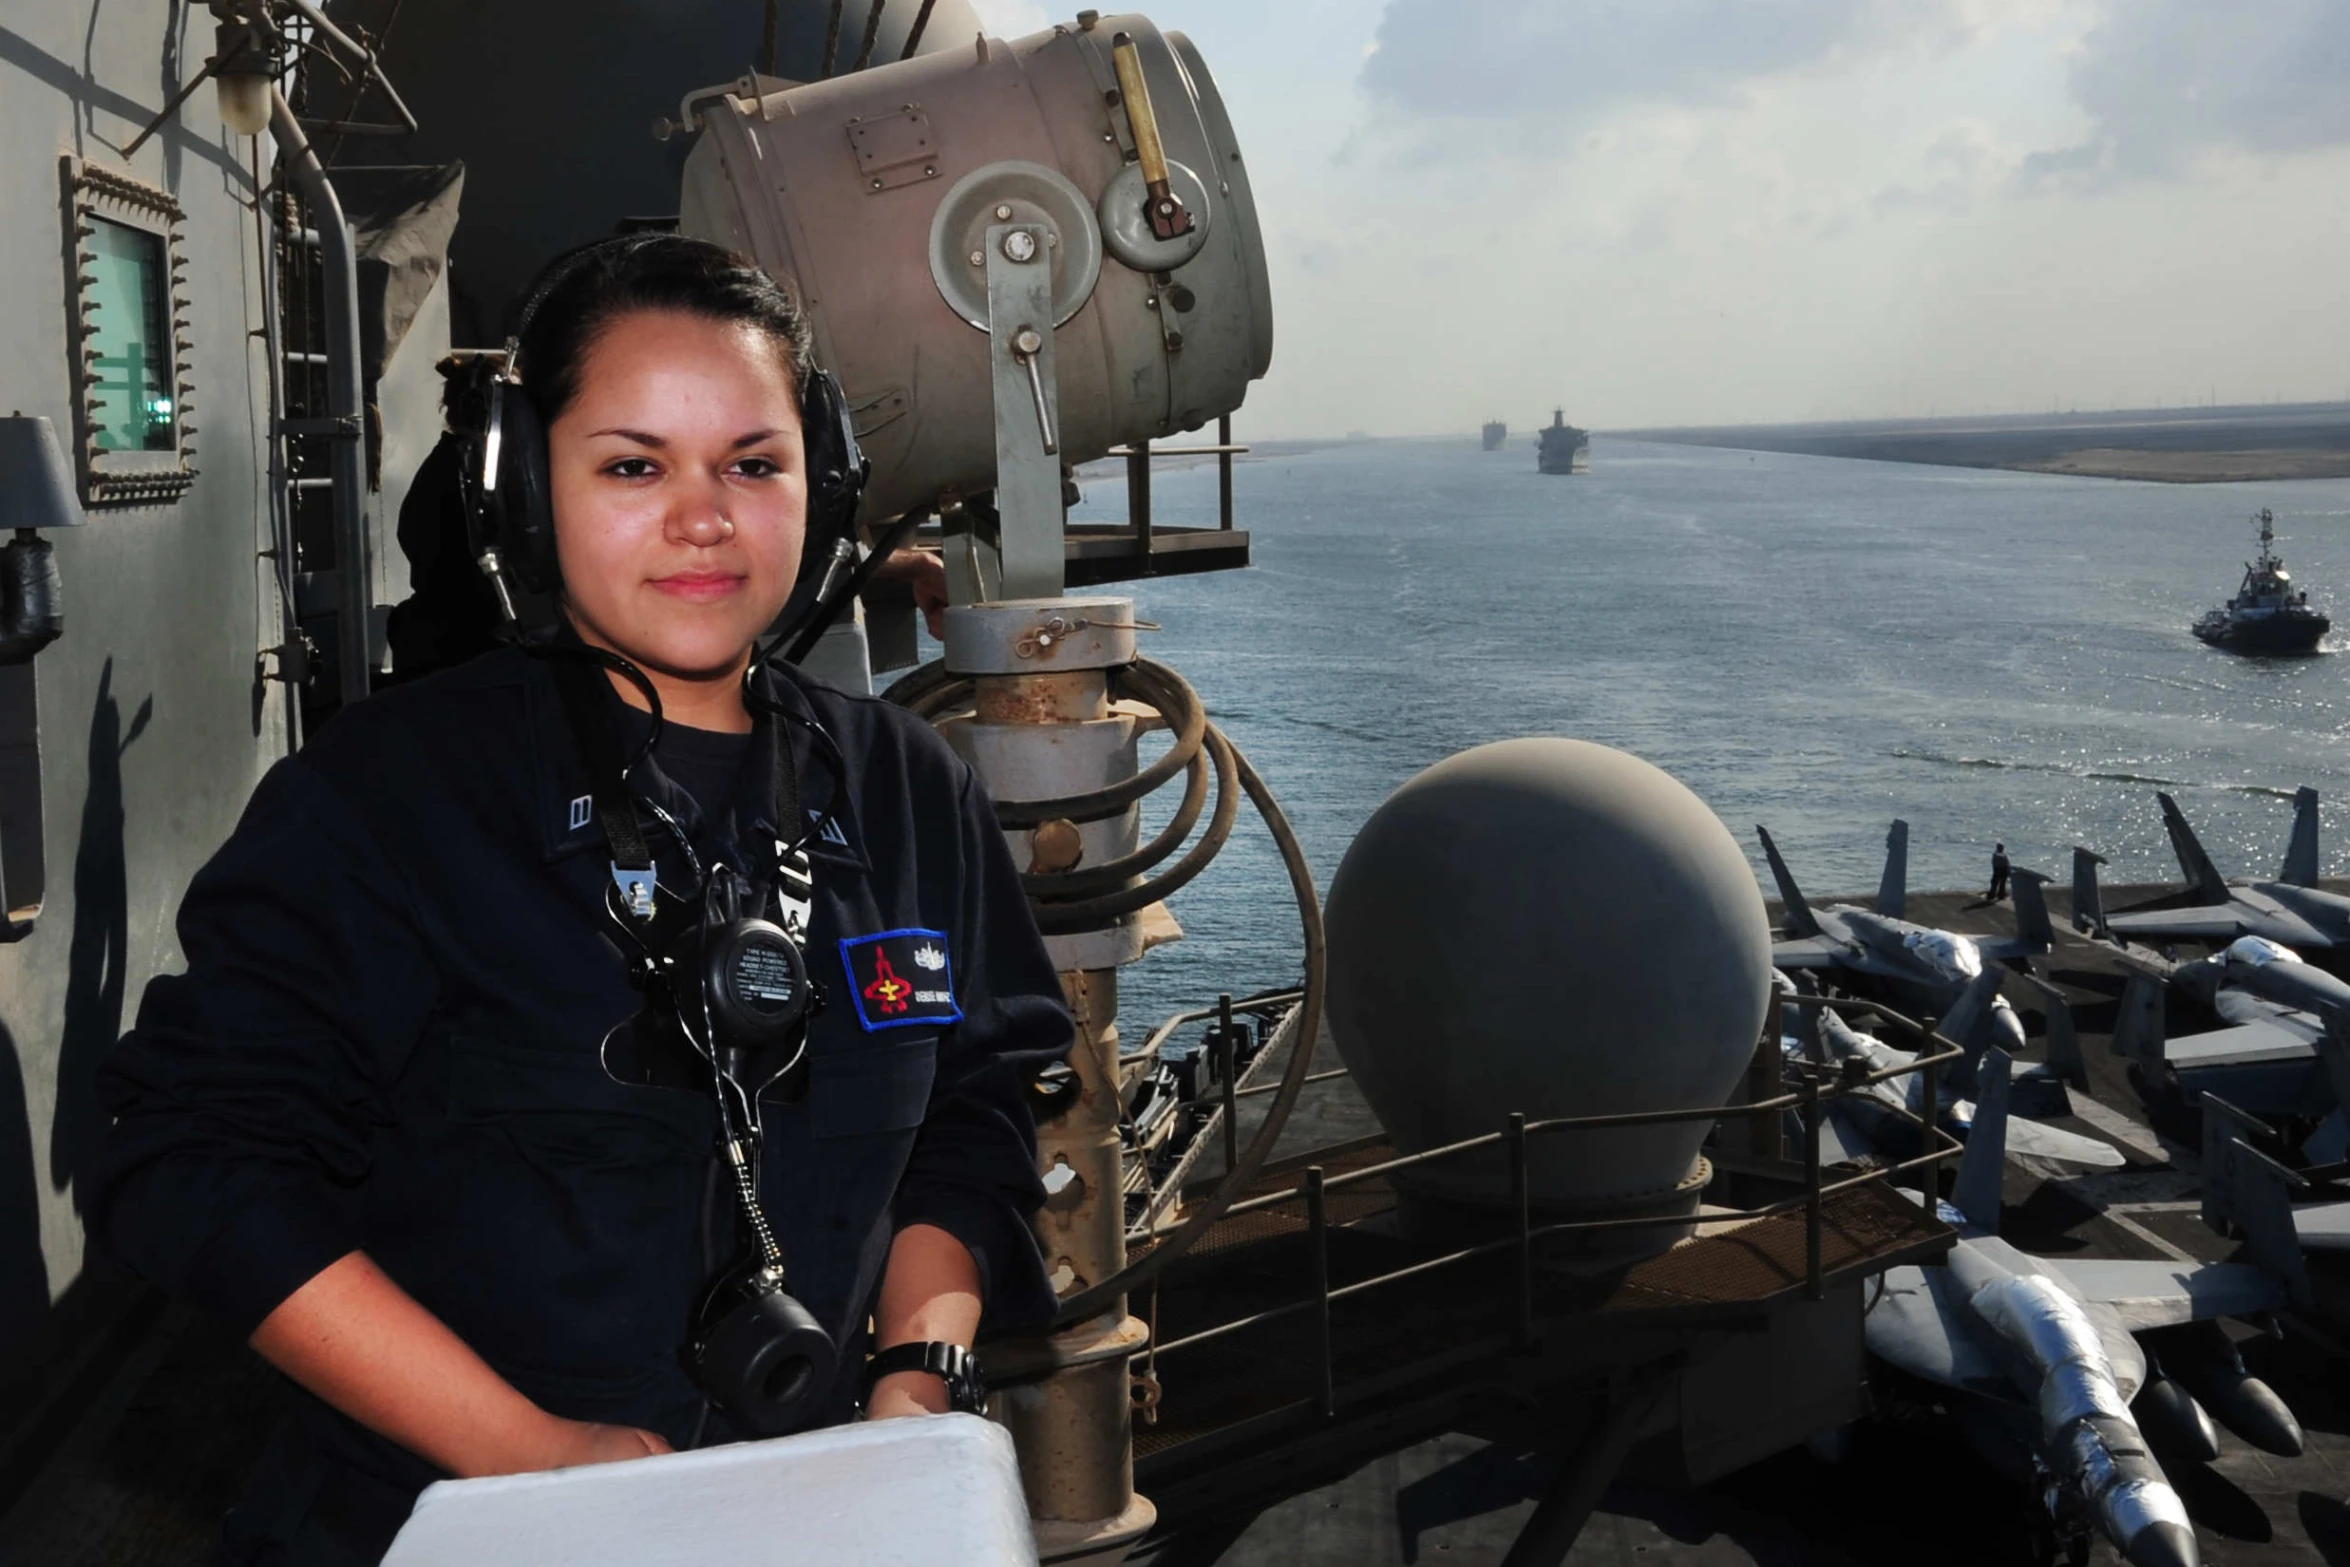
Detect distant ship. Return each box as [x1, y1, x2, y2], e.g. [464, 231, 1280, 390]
[1481, 419, 1506, 451]
[1537, 409, 1588, 474]
[2193, 507, 2329, 654]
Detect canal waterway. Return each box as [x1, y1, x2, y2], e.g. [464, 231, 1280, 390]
[1039, 435, 2350, 1031]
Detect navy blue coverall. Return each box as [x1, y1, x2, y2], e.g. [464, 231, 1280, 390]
[90, 645, 1070, 1562]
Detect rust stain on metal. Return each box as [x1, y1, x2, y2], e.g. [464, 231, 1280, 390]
[974, 670, 1109, 724]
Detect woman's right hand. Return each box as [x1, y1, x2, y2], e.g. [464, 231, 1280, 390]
[534, 1418, 675, 1471]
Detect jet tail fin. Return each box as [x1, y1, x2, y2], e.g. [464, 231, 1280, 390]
[1876, 819, 1908, 919]
[2073, 847, 2110, 937]
[2319, 1010, 2350, 1127]
[2158, 791, 2231, 903]
[2281, 787, 2320, 889]
[2010, 869, 2053, 949]
[1954, 1045, 2011, 1232]
[2033, 979, 2087, 1091]
[1756, 825, 1821, 938]
[2111, 968, 2168, 1070]
[2200, 1091, 2313, 1308]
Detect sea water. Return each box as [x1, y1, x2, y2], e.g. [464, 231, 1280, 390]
[1039, 437, 2350, 1033]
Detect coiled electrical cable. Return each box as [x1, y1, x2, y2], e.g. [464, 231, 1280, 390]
[884, 655, 1327, 1326]
[888, 658, 1239, 933]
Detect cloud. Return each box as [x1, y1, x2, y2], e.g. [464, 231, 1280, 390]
[2028, 0, 2350, 181]
[1873, 123, 2004, 214]
[1359, 0, 1921, 126]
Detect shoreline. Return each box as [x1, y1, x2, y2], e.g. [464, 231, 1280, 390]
[1617, 402, 2350, 484]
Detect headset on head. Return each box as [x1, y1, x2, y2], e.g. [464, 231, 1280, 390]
[461, 233, 870, 629]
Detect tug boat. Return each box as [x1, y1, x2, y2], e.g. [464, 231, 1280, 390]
[2192, 508, 2329, 654]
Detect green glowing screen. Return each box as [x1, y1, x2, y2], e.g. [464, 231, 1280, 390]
[85, 217, 177, 452]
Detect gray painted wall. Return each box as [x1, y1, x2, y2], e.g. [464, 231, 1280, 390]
[0, 0, 294, 1366]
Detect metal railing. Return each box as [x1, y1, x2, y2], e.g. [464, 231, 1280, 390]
[1135, 992, 1966, 1399]
[1109, 414, 1248, 552]
[1123, 989, 1303, 1237]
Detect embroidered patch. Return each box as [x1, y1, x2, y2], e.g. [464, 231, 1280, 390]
[839, 927, 961, 1031]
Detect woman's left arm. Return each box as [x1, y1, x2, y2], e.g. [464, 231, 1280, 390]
[866, 1223, 984, 1417]
[876, 765, 1075, 1411]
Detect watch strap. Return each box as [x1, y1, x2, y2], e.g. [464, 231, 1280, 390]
[863, 1340, 986, 1414]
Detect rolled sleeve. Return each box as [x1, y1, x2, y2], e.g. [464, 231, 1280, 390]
[90, 754, 438, 1337]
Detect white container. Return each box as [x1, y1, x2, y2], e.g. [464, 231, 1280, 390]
[382, 1414, 1039, 1567]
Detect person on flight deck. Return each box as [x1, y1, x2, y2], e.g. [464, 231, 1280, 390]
[1986, 842, 2011, 902]
[90, 236, 1071, 1565]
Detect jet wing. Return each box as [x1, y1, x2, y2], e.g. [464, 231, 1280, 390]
[2106, 905, 2251, 942]
[1817, 1104, 1872, 1167]
[2005, 1116, 2127, 1168]
[1868, 1254, 2151, 1400]
[2041, 1258, 2285, 1333]
[1943, 1095, 2125, 1167]
[2213, 990, 2324, 1037]
[2167, 1021, 2318, 1071]
[1771, 937, 1845, 971]
[2235, 894, 2335, 951]
[2295, 1202, 2350, 1253]
[1863, 1264, 2011, 1396]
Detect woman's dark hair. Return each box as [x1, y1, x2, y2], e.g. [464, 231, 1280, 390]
[512, 234, 814, 423]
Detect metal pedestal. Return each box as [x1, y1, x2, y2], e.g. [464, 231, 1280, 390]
[946, 597, 1156, 1563]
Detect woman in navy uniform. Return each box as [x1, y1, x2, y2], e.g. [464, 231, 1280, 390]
[92, 237, 1069, 1562]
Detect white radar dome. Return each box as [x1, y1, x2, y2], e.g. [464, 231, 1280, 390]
[1325, 739, 1770, 1232]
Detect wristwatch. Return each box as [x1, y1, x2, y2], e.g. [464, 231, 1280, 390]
[862, 1340, 987, 1415]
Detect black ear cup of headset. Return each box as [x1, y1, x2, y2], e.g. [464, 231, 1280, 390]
[483, 372, 561, 593]
[647, 866, 817, 1089]
[692, 1269, 837, 1436]
[798, 365, 870, 572]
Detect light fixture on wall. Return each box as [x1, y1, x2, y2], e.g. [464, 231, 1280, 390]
[0, 412, 81, 664]
[214, 14, 274, 138]
[0, 414, 86, 937]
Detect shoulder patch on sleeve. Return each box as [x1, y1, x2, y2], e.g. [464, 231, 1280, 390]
[839, 927, 961, 1031]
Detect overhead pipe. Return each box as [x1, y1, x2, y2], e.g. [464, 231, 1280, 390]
[268, 86, 373, 708]
[275, 0, 420, 135]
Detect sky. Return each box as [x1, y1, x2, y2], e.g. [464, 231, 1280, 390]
[967, 0, 2350, 439]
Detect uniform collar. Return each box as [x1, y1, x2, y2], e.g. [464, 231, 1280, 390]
[526, 649, 864, 873]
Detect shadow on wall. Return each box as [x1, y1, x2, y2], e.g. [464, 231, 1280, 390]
[49, 659, 151, 1217]
[0, 1019, 49, 1373]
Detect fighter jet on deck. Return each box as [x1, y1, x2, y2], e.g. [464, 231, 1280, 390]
[1774, 970, 2122, 1168]
[2110, 936, 2350, 1117]
[1759, 819, 2052, 1051]
[1866, 1050, 2303, 1567]
[2078, 789, 2350, 951]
